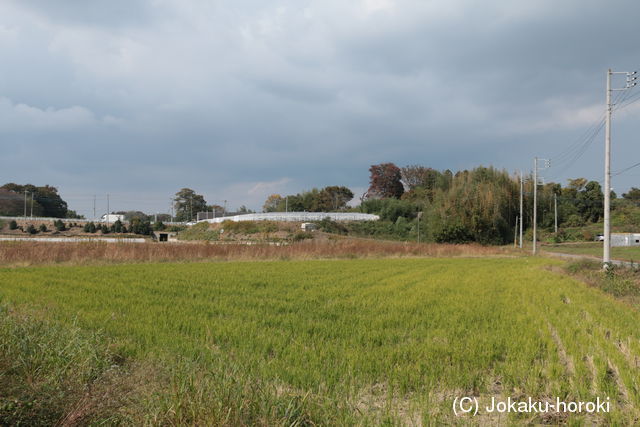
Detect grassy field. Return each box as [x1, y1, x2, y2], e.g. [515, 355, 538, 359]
[543, 242, 640, 262]
[2, 257, 640, 424]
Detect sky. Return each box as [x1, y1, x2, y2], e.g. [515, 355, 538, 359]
[1, 0, 640, 217]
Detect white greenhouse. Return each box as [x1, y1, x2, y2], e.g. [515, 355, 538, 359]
[201, 212, 379, 224]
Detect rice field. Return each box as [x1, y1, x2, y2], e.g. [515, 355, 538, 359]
[2, 257, 640, 424]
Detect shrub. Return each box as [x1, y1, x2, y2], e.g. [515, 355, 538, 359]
[111, 220, 124, 233]
[83, 222, 97, 233]
[292, 231, 314, 241]
[316, 218, 348, 234]
[129, 219, 152, 235]
[100, 224, 110, 234]
[38, 224, 47, 233]
[26, 224, 37, 235]
[9, 220, 18, 230]
[53, 220, 66, 232]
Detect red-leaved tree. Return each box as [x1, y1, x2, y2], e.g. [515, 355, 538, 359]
[367, 163, 404, 199]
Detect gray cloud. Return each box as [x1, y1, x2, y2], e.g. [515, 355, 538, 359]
[1, 0, 640, 216]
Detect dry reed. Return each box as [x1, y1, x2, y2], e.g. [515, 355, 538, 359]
[0, 240, 507, 267]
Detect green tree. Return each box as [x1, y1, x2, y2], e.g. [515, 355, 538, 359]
[623, 187, 640, 201]
[173, 188, 207, 222]
[316, 186, 354, 211]
[576, 181, 603, 223]
[111, 219, 124, 233]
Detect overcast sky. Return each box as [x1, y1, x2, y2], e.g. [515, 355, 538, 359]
[1, 0, 640, 217]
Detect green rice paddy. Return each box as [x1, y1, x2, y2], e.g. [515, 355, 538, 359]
[2, 257, 640, 424]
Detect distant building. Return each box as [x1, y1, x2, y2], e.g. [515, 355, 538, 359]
[611, 233, 640, 247]
[301, 223, 317, 231]
[100, 214, 125, 223]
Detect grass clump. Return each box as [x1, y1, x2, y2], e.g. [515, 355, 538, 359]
[564, 260, 640, 300]
[0, 304, 140, 425]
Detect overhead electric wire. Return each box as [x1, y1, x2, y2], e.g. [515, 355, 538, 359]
[612, 161, 640, 177]
[545, 83, 636, 182]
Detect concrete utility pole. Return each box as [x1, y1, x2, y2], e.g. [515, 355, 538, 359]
[285, 196, 288, 213]
[533, 158, 550, 255]
[554, 193, 558, 234]
[107, 194, 110, 227]
[604, 69, 637, 269]
[417, 212, 423, 243]
[519, 172, 524, 248]
[23, 190, 28, 217]
[30, 193, 34, 218]
[514, 216, 518, 248]
[533, 160, 538, 255]
[93, 195, 96, 220]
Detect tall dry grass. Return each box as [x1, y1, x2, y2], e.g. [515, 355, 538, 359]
[0, 240, 507, 267]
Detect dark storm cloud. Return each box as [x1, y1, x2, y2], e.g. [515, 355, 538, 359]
[1, 0, 640, 215]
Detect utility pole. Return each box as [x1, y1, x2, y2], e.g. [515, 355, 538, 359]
[514, 216, 518, 248]
[285, 196, 288, 213]
[533, 157, 550, 255]
[519, 172, 524, 248]
[554, 193, 558, 234]
[30, 193, 34, 218]
[223, 200, 227, 216]
[533, 159, 538, 255]
[93, 195, 96, 220]
[604, 69, 637, 269]
[23, 190, 28, 217]
[417, 212, 422, 243]
[190, 195, 193, 221]
[107, 194, 110, 227]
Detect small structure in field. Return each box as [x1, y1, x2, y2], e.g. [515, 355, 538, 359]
[611, 233, 640, 247]
[152, 231, 177, 242]
[301, 223, 317, 231]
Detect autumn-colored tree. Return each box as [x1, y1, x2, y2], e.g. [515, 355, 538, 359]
[367, 163, 404, 199]
[263, 194, 284, 212]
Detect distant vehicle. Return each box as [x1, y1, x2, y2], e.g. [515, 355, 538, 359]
[595, 234, 604, 241]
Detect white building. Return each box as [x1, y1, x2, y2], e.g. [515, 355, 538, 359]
[100, 214, 125, 223]
[611, 233, 640, 247]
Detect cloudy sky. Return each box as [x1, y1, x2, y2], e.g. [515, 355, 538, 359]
[1, 0, 640, 217]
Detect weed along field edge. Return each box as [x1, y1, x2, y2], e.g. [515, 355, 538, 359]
[2, 256, 640, 424]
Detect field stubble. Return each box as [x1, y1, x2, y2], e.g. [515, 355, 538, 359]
[0, 239, 506, 266]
